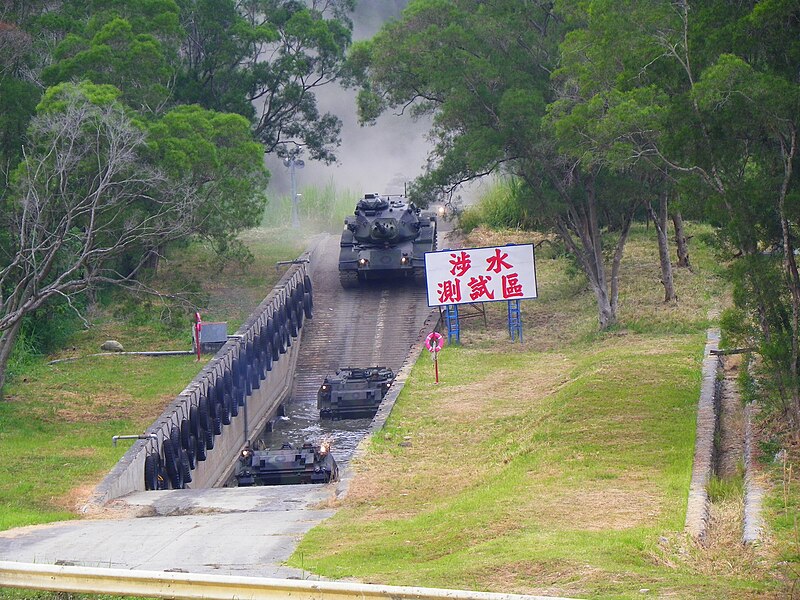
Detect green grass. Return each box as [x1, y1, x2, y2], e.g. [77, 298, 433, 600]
[459, 177, 533, 232]
[0, 227, 305, 531]
[1, 196, 796, 599]
[0, 354, 203, 529]
[262, 179, 358, 234]
[288, 222, 785, 598]
[707, 474, 745, 503]
[292, 336, 728, 597]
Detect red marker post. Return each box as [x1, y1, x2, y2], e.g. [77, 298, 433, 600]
[194, 312, 202, 361]
[425, 331, 444, 384]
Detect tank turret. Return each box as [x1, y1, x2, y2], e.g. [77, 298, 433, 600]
[338, 193, 437, 287]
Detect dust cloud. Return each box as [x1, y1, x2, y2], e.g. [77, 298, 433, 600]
[265, 0, 433, 199]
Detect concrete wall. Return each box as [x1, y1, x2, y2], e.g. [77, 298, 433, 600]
[84, 255, 314, 510]
[684, 328, 720, 540]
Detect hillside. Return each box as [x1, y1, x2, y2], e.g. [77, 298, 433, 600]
[0, 222, 796, 599]
[290, 224, 795, 599]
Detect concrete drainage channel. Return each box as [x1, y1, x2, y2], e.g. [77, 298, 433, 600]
[85, 233, 439, 508]
[684, 327, 764, 546]
[84, 252, 317, 508]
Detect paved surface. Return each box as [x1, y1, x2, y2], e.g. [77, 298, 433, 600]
[0, 481, 349, 578]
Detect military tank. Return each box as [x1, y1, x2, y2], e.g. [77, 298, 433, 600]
[318, 366, 395, 419]
[235, 442, 338, 486]
[338, 193, 437, 287]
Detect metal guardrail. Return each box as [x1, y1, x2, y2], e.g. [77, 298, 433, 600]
[0, 561, 580, 600]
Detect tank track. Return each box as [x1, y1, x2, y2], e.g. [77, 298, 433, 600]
[339, 270, 359, 289]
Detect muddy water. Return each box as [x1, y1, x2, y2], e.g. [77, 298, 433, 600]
[259, 396, 372, 472]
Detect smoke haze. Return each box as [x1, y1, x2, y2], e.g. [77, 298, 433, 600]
[264, 0, 433, 200]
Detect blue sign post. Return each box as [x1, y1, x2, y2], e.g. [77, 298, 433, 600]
[507, 299, 522, 342]
[445, 304, 460, 344]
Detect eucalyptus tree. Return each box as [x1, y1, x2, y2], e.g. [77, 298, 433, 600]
[0, 83, 194, 392]
[175, 0, 355, 162]
[556, 0, 800, 426]
[146, 104, 269, 263]
[351, 0, 647, 329]
[0, 4, 44, 186]
[40, 0, 182, 114]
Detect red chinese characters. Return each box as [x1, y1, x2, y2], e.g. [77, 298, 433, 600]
[468, 275, 494, 300]
[501, 273, 523, 298]
[485, 248, 522, 299]
[486, 248, 513, 273]
[437, 279, 462, 304]
[448, 251, 472, 277]
[426, 244, 536, 307]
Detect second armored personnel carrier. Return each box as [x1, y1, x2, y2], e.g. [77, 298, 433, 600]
[318, 366, 395, 419]
[338, 193, 437, 287]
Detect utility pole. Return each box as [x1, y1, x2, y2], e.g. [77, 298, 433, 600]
[283, 153, 305, 228]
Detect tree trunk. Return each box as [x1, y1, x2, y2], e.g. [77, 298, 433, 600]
[609, 207, 635, 319]
[0, 320, 23, 399]
[778, 127, 800, 429]
[143, 245, 163, 272]
[648, 192, 677, 302]
[591, 283, 616, 329]
[672, 211, 690, 268]
[552, 182, 638, 331]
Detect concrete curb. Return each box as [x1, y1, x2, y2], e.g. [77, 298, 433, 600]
[684, 328, 720, 541]
[743, 401, 764, 545]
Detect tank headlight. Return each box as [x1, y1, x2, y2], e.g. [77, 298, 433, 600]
[400, 256, 409, 265]
[358, 258, 369, 267]
[240, 448, 252, 460]
[321, 384, 330, 392]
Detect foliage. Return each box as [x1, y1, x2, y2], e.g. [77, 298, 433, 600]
[350, 0, 646, 330]
[352, 0, 800, 429]
[459, 179, 534, 233]
[262, 179, 358, 233]
[0, 0, 359, 391]
[707, 473, 744, 503]
[146, 104, 269, 261]
[41, 1, 181, 113]
[0, 81, 197, 391]
[553, 0, 800, 425]
[0, 9, 42, 188]
[0, 77, 39, 185]
[173, 0, 354, 163]
[3, 326, 38, 383]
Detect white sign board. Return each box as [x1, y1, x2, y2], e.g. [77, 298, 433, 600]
[424, 244, 538, 307]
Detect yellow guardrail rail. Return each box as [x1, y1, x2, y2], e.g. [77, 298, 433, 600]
[0, 561, 579, 600]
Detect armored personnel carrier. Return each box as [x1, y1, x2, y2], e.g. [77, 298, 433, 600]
[318, 366, 395, 419]
[235, 442, 338, 486]
[338, 193, 437, 287]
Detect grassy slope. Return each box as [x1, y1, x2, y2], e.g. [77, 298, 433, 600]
[290, 225, 786, 599]
[0, 229, 304, 530]
[0, 218, 795, 598]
